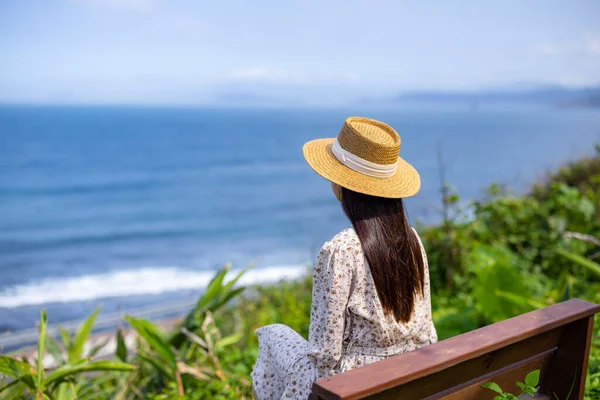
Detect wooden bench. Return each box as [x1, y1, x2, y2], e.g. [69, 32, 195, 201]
[309, 298, 600, 400]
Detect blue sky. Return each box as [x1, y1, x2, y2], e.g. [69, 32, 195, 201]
[1, 0, 599, 104]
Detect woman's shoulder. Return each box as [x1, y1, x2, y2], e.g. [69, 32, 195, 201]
[329, 226, 421, 241]
[411, 225, 421, 238]
[410, 226, 425, 247]
[316, 228, 362, 273]
[325, 227, 361, 250]
[322, 226, 422, 254]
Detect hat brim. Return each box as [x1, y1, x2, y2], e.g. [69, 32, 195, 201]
[303, 138, 420, 199]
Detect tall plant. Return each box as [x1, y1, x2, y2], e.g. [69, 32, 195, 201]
[124, 264, 252, 397]
[0, 310, 135, 399]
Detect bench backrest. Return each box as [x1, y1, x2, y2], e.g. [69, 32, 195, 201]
[309, 298, 600, 400]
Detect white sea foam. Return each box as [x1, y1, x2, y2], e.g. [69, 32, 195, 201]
[0, 265, 308, 308]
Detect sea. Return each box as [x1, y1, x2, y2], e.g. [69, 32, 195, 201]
[1, 104, 599, 337]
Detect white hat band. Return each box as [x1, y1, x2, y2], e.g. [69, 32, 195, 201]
[331, 139, 398, 179]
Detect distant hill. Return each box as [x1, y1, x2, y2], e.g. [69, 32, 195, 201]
[394, 85, 600, 108]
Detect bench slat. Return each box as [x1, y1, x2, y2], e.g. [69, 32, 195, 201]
[539, 316, 595, 400]
[422, 348, 555, 400]
[362, 328, 561, 399]
[311, 299, 600, 400]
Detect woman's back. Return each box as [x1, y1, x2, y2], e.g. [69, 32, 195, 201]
[308, 228, 437, 376]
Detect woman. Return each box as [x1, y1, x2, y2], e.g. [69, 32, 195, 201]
[251, 117, 437, 399]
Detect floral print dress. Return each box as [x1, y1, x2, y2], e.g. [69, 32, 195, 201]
[251, 228, 437, 400]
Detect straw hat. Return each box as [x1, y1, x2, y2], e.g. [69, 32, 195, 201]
[303, 117, 420, 199]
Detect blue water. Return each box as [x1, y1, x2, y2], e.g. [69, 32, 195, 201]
[0, 105, 599, 333]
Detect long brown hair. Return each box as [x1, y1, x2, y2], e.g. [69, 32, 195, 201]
[341, 187, 425, 323]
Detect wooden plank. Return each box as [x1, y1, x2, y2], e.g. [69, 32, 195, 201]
[423, 349, 555, 400]
[311, 299, 600, 400]
[579, 317, 595, 398]
[539, 316, 596, 400]
[363, 335, 558, 399]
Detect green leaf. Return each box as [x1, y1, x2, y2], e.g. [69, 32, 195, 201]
[46, 336, 65, 365]
[116, 328, 127, 362]
[79, 388, 115, 400]
[65, 358, 89, 367]
[0, 356, 36, 378]
[557, 273, 575, 302]
[215, 287, 246, 310]
[124, 316, 176, 369]
[55, 382, 76, 400]
[524, 386, 536, 396]
[135, 351, 172, 378]
[0, 379, 20, 394]
[216, 333, 242, 351]
[44, 361, 135, 386]
[222, 263, 253, 294]
[525, 369, 540, 387]
[482, 381, 503, 394]
[556, 248, 600, 278]
[171, 266, 240, 348]
[431, 307, 478, 340]
[495, 290, 546, 310]
[70, 307, 100, 361]
[516, 381, 526, 390]
[196, 265, 230, 310]
[0, 379, 26, 397]
[127, 315, 164, 338]
[88, 339, 109, 358]
[0, 357, 37, 393]
[471, 244, 533, 323]
[57, 326, 71, 350]
[75, 373, 116, 398]
[37, 309, 48, 390]
[494, 397, 504, 400]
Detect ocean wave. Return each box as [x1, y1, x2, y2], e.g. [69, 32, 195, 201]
[0, 180, 158, 198]
[0, 265, 308, 308]
[0, 229, 202, 255]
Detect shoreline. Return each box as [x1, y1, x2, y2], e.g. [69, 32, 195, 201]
[1, 276, 309, 358]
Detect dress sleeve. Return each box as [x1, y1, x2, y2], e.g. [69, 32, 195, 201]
[413, 228, 438, 344]
[307, 239, 354, 379]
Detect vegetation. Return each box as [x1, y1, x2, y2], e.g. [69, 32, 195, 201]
[1, 146, 599, 399]
[0, 310, 135, 399]
[482, 369, 541, 400]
